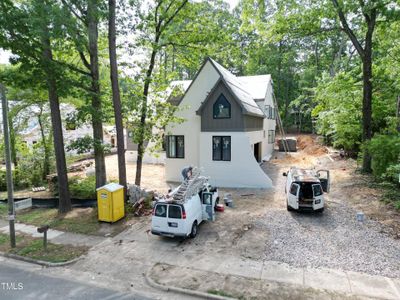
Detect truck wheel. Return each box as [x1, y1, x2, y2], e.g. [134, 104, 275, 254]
[317, 207, 324, 213]
[287, 203, 293, 211]
[190, 221, 198, 238]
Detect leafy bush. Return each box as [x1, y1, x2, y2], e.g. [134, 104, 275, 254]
[69, 176, 96, 199]
[367, 135, 400, 179]
[0, 168, 32, 191]
[384, 164, 400, 185]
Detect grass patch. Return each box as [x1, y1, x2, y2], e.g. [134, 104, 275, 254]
[0, 203, 7, 218]
[17, 208, 101, 235]
[0, 233, 87, 263]
[16, 207, 130, 236]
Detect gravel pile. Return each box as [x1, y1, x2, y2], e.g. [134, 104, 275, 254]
[259, 200, 400, 278]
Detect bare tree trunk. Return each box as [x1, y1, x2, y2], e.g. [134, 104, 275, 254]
[361, 46, 373, 172]
[135, 47, 157, 186]
[41, 30, 71, 213]
[37, 106, 50, 180]
[88, 0, 106, 188]
[108, 0, 127, 195]
[331, 0, 376, 173]
[9, 119, 17, 167]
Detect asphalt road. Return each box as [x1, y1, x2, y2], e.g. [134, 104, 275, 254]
[0, 264, 150, 300]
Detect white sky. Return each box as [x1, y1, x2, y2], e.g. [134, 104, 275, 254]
[0, 0, 240, 65]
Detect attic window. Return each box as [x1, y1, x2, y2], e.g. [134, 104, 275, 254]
[213, 94, 231, 119]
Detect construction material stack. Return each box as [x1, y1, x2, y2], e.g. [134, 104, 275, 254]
[172, 168, 207, 202]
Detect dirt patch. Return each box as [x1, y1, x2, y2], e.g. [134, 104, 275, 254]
[297, 135, 328, 156]
[297, 135, 315, 150]
[149, 263, 361, 300]
[64, 207, 93, 219]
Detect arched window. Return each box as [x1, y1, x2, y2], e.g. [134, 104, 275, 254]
[213, 94, 231, 119]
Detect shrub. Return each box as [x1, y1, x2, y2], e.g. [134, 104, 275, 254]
[383, 164, 400, 185]
[69, 176, 96, 199]
[367, 135, 400, 179]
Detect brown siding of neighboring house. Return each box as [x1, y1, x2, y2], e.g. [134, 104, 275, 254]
[199, 81, 263, 132]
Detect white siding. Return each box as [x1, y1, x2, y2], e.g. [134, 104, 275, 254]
[199, 132, 272, 188]
[165, 61, 220, 182]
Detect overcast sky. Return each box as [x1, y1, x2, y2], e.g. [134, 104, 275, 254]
[0, 0, 240, 65]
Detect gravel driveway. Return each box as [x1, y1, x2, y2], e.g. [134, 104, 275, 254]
[260, 153, 400, 278]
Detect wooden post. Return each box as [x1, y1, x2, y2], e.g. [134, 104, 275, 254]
[0, 84, 16, 248]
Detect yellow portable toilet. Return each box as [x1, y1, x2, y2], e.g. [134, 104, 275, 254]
[96, 183, 125, 222]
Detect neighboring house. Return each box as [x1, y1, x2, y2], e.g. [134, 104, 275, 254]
[1, 103, 122, 154]
[165, 58, 277, 188]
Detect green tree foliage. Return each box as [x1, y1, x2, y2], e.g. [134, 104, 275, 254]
[366, 135, 400, 179]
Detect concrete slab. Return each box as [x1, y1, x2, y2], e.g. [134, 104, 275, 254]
[215, 256, 263, 279]
[347, 271, 399, 300]
[51, 233, 104, 247]
[13, 223, 63, 239]
[189, 253, 225, 272]
[261, 260, 304, 286]
[388, 278, 400, 299]
[304, 267, 351, 294]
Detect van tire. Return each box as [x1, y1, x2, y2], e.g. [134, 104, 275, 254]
[190, 221, 198, 238]
[286, 202, 293, 211]
[317, 208, 324, 213]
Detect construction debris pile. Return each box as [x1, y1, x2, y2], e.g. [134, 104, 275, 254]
[127, 185, 156, 216]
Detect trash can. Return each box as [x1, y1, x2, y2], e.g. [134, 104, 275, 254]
[96, 183, 125, 222]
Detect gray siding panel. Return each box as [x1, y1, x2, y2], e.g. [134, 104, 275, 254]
[244, 115, 263, 131]
[200, 81, 263, 132]
[201, 82, 244, 132]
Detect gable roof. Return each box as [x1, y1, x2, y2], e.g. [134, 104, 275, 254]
[166, 80, 192, 106]
[167, 57, 271, 118]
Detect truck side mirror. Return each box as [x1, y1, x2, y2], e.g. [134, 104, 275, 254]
[282, 172, 287, 177]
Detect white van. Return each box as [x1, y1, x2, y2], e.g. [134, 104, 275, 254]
[283, 167, 330, 212]
[151, 179, 218, 238]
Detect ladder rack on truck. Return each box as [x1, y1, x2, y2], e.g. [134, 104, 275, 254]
[172, 168, 207, 203]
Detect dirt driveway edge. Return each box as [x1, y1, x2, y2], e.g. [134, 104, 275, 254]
[145, 264, 235, 300]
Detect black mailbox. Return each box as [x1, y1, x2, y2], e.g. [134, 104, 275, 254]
[37, 225, 49, 233]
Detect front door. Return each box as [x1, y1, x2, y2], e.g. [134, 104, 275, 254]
[288, 183, 300, 209]
[254, 142, 261, 162]
[317, 170, 330, 192]
[202, 192, 215, 221]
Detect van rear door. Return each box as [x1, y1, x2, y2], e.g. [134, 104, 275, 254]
[166, 204, 186, 235]
[152, 203, 168, 232]
[288, 183, 300, 209]
[317, 170, 330, 192]
[202, 192, 215, 221]
[312, 184, 324, 206]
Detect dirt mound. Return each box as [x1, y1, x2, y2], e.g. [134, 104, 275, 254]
[297, 135, 314, 150]
[296, 135, 328, 156]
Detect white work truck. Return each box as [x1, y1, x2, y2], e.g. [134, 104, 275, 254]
[151, 170, 218, 238]
[283, 167, 330, 212]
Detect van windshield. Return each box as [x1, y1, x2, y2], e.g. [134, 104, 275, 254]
[168, 205, 182, 219]
[155, 204, 167, 217]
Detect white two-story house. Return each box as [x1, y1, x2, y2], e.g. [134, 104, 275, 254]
[165, 58, 277, 188]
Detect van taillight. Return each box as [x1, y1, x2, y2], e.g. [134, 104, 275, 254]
[182, 211, 186, 219]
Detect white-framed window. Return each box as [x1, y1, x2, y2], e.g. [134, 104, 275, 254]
[268, 130, 275, 144]
[212, 136, 231, 161]
[166, 135, 184, 158]
[264, 105, 277, 120]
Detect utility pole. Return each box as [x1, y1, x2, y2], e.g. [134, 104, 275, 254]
[0, 84, 16, 248]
